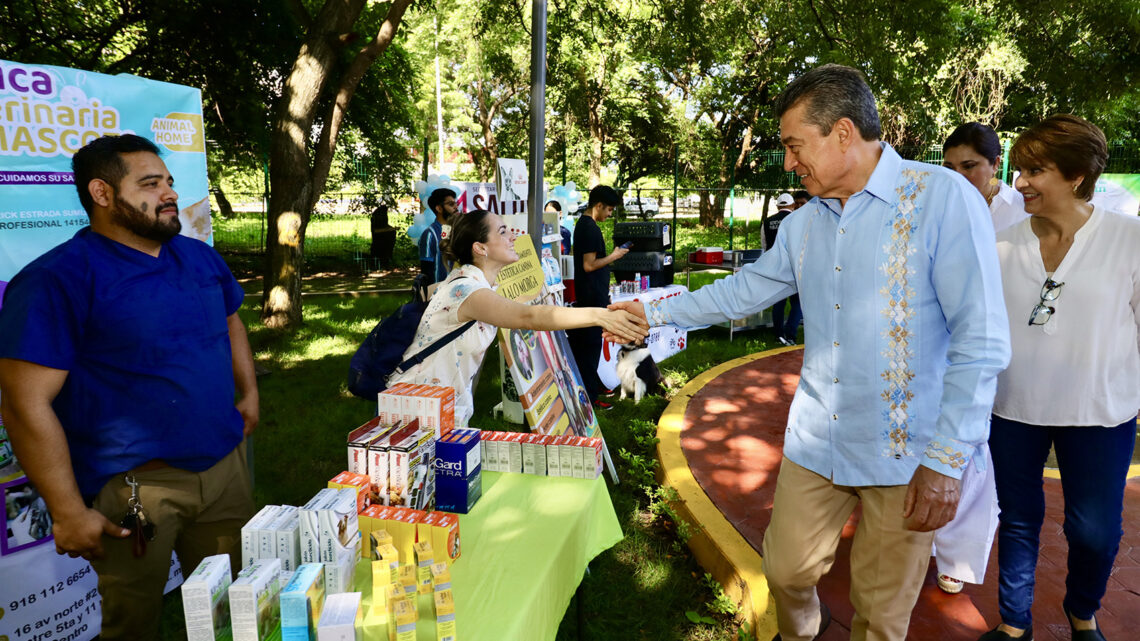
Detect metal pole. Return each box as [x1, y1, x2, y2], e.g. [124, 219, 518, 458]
[526, 0, 548, 253]
[671, 143, 678, 262]
[422, 136, 429, 180]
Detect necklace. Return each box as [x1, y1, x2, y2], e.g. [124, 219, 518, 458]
[984, 180, 998, 207]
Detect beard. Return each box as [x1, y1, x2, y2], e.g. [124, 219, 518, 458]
[111, 195, 181, 242]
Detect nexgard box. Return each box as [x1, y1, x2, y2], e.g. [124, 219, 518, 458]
[433, 428, 482, 514]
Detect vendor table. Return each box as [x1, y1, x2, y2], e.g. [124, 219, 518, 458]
[356, 471, 622, 640]
[597, 284, 689, 391]
[683, 262, 772, 340]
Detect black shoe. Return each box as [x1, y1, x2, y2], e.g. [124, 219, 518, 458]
[773, 603, 830, 641]
[1064, 607, 1106, 641]
[977, 625, 1033, 641]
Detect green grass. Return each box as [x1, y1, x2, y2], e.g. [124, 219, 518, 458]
[159, 256, 779, 640]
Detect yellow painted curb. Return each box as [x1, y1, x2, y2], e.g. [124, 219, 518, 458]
[1043, 463, 1140, 480]
[656, 345, 802, 639]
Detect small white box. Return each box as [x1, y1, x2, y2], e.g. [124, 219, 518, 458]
[181, 554, 232, 641]
[228, 558, 283, 641]
[324, 532, 360, 595]
[319, 489, 359, 564]
[316, 591, 362, 641]
[300, 489, 338, 565]
[242, 505, 279, 569]
[257, 505, 284, 562]
[272, 508, 301, 574]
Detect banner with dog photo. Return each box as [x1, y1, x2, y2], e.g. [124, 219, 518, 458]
[494, 229, 601, 440]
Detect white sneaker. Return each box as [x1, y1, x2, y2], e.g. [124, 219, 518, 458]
[777, 336, 794, 347]
[937, 573, 964, 594]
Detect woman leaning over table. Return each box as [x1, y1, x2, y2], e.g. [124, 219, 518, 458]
[980, 114, 1140, 641]
[387, 209, 648, 427]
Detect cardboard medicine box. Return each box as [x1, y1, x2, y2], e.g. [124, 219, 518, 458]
[389, 429, 436, 510]
[280, 563, 325, 641]
[181, 554, 233, 641]
[228, 557, 283, 641]
[316, 591, 362, 641]
[417, 511, 460, 564]
[434, 428, 482, 514]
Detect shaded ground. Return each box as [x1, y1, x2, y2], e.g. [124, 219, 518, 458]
[680, 349, 1140, 640]
[222, 253, 419, 296]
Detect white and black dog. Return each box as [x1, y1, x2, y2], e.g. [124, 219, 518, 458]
[615, 342, 664, 402]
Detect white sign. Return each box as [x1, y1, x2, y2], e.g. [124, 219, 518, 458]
[496, 158, 529, 203]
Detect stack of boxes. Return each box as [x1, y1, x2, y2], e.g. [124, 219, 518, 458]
[242, 505, 301, 579]
[480, 431, 603, 479]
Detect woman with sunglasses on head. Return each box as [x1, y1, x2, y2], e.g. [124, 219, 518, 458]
[980, 115, 1140, 641]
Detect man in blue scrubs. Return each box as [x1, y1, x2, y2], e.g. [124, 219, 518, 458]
[0, 134, 259, 640]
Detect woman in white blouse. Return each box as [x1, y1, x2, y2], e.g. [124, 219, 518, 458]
[931, 123, 1026, 596]
[980, 115, 1140, 641]
[388, 209, 648, 426]
[943, 122, 1028, 233]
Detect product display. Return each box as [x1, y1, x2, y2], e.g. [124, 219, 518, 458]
[434, 429, 482, 514]
[413, 541, 434, 594]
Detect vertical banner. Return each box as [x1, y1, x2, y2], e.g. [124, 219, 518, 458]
[0, 59, 211, 641]
[495, 233, 601, 439]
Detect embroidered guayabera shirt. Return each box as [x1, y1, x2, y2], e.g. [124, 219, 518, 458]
[650, 144, 1010, 486]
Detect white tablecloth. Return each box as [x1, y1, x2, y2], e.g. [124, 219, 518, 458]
[597, 285, 688, 390]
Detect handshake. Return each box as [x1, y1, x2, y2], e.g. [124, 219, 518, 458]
[600, 301, 648, 345]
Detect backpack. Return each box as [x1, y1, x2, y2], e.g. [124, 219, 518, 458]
[346, 276, 475, 399]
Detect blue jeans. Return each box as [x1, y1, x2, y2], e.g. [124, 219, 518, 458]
[988, 414, 1136, 628]
[771, 294, 802, 341]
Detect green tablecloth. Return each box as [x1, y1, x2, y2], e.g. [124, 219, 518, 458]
[356, 471, 623, 640]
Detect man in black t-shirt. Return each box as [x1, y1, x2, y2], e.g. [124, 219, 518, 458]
[568, 185, 627, 408]
[766, 193, 802, 346]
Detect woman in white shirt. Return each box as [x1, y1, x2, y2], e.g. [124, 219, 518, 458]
[931, 123, 1025, 596]
[388, 209, 648, 426]
[980, 115, 1140, 641]
[943, 122, 1028, 233]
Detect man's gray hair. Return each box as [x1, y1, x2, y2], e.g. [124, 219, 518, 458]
[774, 64, 881, 141]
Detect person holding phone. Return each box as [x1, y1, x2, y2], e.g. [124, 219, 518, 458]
[568, 185, 628, 409]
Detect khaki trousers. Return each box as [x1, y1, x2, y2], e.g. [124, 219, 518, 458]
[761, 458, 934, 641]
[90, 441, 254, 641]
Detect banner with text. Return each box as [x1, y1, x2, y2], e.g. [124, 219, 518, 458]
[0, 58, 211, 282]
[0, 59, 210, 641]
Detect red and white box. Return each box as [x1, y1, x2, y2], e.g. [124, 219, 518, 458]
[691, 247, 723, 265]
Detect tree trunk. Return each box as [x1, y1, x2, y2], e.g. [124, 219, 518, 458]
[260, 0, 411, 329]
[212, 186, 235, 219]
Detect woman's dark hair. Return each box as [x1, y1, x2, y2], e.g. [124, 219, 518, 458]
[442, 209, 492, 265]
[943, 122, 1002, 163]
[1011, 114, 1107, 202]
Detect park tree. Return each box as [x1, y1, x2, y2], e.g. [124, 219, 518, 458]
[262, 0, 415, 329]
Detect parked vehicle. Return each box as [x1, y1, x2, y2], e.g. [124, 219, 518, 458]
[623, 195, 659, 219]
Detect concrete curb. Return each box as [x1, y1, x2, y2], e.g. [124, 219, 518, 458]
[656, 345, 803, 640]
